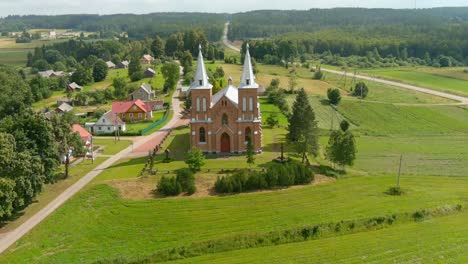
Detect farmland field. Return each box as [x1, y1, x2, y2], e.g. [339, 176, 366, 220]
[1, 174, 467, 263]
[362, 67, 468, 97]
[168, 211, 468, 264]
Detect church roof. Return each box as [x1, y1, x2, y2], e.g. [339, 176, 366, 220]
[190, 45, 213, 90]
[239, 43, 259, 89]
[212, 85, 238, 107]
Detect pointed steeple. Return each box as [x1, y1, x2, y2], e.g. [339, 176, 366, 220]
[239, 43, 258, 88]
[190, 44, 212, 89]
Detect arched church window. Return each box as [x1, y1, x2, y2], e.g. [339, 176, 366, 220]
[222, 113, 228, 125]
[199, 127, 206, 143]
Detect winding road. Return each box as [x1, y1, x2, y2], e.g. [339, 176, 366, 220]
[0, 89, 186, 254]
[223, 22, 468, 104]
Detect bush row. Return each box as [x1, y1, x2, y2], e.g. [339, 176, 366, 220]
[93, 204, 464, 264]
[157, 168, 196, 196]
[214, 161, 314, 194]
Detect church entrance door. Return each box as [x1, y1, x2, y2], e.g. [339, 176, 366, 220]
[220, 133, 230, 153]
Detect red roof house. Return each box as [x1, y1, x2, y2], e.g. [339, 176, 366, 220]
[112, 99, 153, 121]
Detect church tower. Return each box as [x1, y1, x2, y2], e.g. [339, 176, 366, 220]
[190, 45, 213, 152]
[190, 45, 213, 122]
[237, 43, 261, 151]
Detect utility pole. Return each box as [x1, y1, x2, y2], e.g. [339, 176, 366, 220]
[397, 154, 403, 188]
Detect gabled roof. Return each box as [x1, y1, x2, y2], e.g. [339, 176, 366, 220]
[72, 124, 92, 141]
[138, 83, 154, 95]
[57, 102, 73, 112]
[97, 110, 125, 126]
[239, 43, 259, 89]
[190, 44, 212, 90]
[106, 61, 116, 68]
[68, 82, 83, 90]
[145, 67, 156, 74]
[212, 85, 239, 107]
[142, 54, 154, 61]
[112, 99, 148, 113]
[120, 60, 129, 66]
[38, 70, 65, 78]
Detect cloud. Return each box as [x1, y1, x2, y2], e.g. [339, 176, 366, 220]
[0, 0, 467, 16]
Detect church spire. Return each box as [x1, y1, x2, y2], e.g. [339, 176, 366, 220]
[190, 44, 212, 89]
[239, 43, 258, 88]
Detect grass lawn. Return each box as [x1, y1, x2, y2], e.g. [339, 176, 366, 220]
[2, 174, 467, 263]
[92, 139, 133, 155]
[0, 157, 108, 233]
[124, 110, 167, 134]
[362, 67, 468, 97]
[168, 211, 468, 264]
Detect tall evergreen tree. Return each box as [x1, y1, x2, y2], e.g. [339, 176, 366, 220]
[246, 139, 255, 167]
[287, 88, 318, 162]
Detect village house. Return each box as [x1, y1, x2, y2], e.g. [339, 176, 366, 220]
[67, 82, 83, 92]
[129, 83, 155, 101]
[144, 67, 156, 78]
[71, 124, 93, 158]
[146, 100, 165, 111]
[141, 54, 155, 64]
[112, 99, 153, 122]
[117, 60, 130, 69]
[106, 61, 116, 69]
[38, 70, 65, 78]
[85, 110, 126, 134]
[56, 102, 73, 114]
[189, 44, 262, 154]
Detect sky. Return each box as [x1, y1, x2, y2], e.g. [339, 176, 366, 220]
[1, 0, 468, 16]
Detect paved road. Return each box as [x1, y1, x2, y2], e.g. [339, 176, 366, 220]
[223, 22, 468, 104]
[0, 90, 185, 254]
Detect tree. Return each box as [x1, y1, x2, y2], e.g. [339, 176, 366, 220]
[161, 62, 180, 92]
[180, 51, 193, 76]
[185, 147, 205, 172]
[269, 78, 280, 89]
[287, 88, 319, 162]
[353, 82, 369, 98]
[32, 59, 50, 71]
[327, 88, 341, 105]
[326, 129, 357, 169]
[266, 112, 279, 128]
[71, 64, 93, 85]
[214, 66, 225, 79]
[150, 36, 165, 58]
[113, 77, 128, 100]
[246, 139, 255, 167]
[128, 56, 142, 79]
[288, 73, 298, 93]
[92, 59, 108, 82]
[340, 120, 350, 132]
[0, 178, 16, 218]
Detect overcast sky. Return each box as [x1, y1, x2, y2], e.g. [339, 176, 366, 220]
[1, 0, 468, 17]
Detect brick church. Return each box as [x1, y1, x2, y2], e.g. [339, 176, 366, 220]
[189, 44, 262, 154]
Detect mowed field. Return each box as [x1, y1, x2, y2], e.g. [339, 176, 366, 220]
[0, 37, 68, 66]
[168, 211, 468, 264]
[1, 174, 468, 263]
[1, 62, 468, 263]
[362, 67, 468, 97]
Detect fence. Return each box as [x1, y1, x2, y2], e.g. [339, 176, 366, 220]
[140, 110, 170, 135]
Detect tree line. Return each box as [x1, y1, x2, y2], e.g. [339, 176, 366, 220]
[0, 13, 226, 41]
[0, 65, 84, 220]
[232, 8, 468, 66]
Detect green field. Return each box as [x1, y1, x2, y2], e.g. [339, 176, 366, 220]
[168, 211, 468, 263]
[1, 174, 467, 263]
[362, 68, 468, 97]
[2, 61, 468, 263]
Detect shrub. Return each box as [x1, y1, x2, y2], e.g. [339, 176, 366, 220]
[176, 168, 196, 195]
[353, 82, 369, 98]
[215, 162, 313, 194]
[157, 176, 182, 196]
[386, 186, 405, 196]
[130, 71, 144, 82]
[327, 88, 341, 105]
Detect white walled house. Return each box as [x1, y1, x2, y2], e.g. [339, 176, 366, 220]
[86, 111, 126, 134]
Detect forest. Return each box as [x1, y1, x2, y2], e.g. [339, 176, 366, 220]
[0, 13, 226, 41]
[230, 8, 468, 66]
